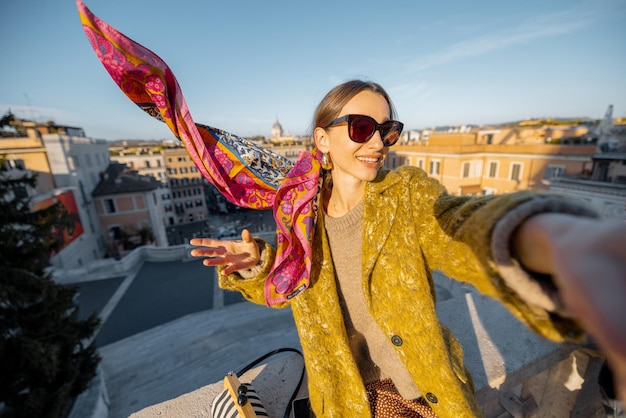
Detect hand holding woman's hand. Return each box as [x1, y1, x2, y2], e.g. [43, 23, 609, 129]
[190, 229, 260, 275]
[514, 214, 626, 401]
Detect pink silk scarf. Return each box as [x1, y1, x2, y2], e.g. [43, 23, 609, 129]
[77, 0, 322, 306]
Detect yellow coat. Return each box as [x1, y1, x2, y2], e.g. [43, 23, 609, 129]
[220, 166, 588, 417]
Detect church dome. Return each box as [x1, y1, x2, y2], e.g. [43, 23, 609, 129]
[271, 118, 283, 138]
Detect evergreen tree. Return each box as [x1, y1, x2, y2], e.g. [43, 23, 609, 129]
[0, 166, 100, 418]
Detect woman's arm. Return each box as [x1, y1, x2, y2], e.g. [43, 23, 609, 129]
[513, 213, 626, 401]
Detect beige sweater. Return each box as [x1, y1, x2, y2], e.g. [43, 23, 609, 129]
[325, 201, 422, 400]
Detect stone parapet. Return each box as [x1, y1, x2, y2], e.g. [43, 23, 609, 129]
[126, 272, 610, 417]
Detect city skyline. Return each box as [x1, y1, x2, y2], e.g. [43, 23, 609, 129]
[1, 0, 625, 141]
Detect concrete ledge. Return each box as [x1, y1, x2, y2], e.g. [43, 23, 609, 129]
[69, 267, 610, 417]
[129, 272, 586, 418]
[68, 366, 109, 418]
[52, 244, 196, 284]
[53, 231, 277, 285]
[130, 354, 307, 418]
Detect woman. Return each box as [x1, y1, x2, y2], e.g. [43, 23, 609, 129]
[191, 80, 626, 417]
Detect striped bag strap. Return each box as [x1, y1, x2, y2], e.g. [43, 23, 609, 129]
[211, 375, 268, 418]
[210, 348, 305, 418]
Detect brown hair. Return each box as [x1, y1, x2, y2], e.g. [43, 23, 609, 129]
[312, 80, 398, 132]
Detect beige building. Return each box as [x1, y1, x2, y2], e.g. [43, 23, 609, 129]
[111, 151, 167, 184]
[0, 123, 56, 193]
[162, 146, 208, 225]
[387, 131, 596, 196]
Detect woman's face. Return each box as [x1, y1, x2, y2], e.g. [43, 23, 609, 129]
[315, 90, 391, 187]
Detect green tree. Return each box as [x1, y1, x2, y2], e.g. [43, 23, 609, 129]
[0, 167, 100, 418]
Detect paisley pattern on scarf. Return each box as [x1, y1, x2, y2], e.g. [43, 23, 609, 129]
[77, 0, 322, 305]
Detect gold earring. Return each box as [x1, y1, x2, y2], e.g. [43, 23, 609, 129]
[321, 153, 333, 170]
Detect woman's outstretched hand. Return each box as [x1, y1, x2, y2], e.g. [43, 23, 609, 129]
[514, 214, 626, 401]
[190, 229, 260, 275]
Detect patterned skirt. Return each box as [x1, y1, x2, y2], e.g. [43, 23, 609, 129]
[366, 379, 438, 418]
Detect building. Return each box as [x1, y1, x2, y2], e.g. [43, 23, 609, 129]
[110, 144, 167, 184]
[268, 118, 312, 156]
[92, 163, 168, 254]
[162, 146, 208, 225]
[111, 152, 167, 184]
[386, 128, 597, 196]
[549, 109, 626, 221]
[1, 116, 110, 268]
[263, 141, 314, 163]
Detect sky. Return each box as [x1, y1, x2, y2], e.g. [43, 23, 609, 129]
[1, 0, 625, 141]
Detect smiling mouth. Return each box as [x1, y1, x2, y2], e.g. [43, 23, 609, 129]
[357, 156, 383, 164]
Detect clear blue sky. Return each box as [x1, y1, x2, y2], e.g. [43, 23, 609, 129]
[1, 0, 625, 141]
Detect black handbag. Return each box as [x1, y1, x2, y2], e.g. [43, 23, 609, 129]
[210, 348, 305, 418]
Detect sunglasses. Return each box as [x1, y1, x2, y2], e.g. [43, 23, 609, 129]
[325, 114, 404, 146]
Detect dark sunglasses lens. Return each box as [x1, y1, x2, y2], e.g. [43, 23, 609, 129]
[382, 122, 402, 146]
[349, 117, 376, 142]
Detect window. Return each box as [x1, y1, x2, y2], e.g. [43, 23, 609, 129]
[180, 167, 188, 174]
[510, 163, 522, 181]
[429, 160, 440, 175]
[104, 198, 116, 213]
[488, 161, 498, 178]
[545, 165, 565, 180]
[109, 226, 122, 240]
[145, 160, 151, 168]
[482, 188, 496, 196]
[462, 160, 484, 178]
[462, 162, 470, 178]
[2, 158, 25, 171]
[417, 159, 424, 170]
